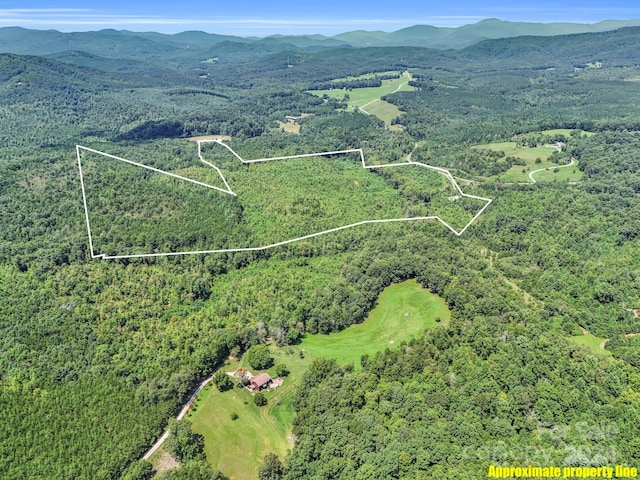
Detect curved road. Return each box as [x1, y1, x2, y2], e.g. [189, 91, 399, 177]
[528, 157, 576, 183]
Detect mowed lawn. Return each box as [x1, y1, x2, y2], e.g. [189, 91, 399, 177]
[189, 351, 311, 480]
[531, 162, 583, 183]
[189, 279, 450, 479]
[300, 279, 450, 366]
[473, 129, 593, 183]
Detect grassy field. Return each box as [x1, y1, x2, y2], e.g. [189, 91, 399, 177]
[472, 129, 593, 183]
[277, 120, 300, 134]
[189, 280, 450, 479]
[360, 99, 404, 129]
[473, 141, 580, 183]
[189, 352, 311, 480]
[477, 142, 557, 162]
[308, 73, 415, 124]
[531, 163, 583, 183]
[300, 279, 451, 365]
[570, 334, 612, 356]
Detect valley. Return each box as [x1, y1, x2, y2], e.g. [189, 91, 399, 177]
[1, 20, 640, 480]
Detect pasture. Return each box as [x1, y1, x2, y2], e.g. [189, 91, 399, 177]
[530, 163, 583, 183]
[472, 129, 593, 183]
[361, 99, 405, 129]
[188, 352, 310, 480]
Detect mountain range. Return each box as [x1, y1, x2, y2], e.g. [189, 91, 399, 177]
[2, 18, 640, 58]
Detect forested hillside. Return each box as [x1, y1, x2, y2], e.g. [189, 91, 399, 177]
[0, 25, 639, 479]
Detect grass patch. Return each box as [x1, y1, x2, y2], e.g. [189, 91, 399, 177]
[531, 163, 583, 183]
[308, 73, 415, 124]
[476, 141, 557, 161]
[472, 141, 560, 183]
[190, 280, 450, 479]
[188, 352, 311, 480]
[473, 129, 593, 183]
[300, 279, 451, 366]
[361, 99, 404, 128]
[277, 120, 300, 134]
[570, 334, 612, 356]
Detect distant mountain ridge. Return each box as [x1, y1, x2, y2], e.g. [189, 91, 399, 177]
[333, 18, 640, 48]
[1, 18, 640, 57]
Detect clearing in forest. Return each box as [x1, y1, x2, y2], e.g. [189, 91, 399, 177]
[309, 74, 414, 107]
[361, 100, 405, 129]
[299, 279, 450, 365]
[472, 129, 594, 183]
[77, 139, 491, 259]
[570, 333, 612, 356]
[187, 280, 450, 479]
[308, 71, 415, 127]
[473, 141, 580, 183]
[186, 353, 308, 480]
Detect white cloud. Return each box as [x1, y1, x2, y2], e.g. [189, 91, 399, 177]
[0, 8, 488, 34]
[0, 7, 637, 34]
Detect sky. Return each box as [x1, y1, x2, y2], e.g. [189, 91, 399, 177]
[1, 1, 640, 36]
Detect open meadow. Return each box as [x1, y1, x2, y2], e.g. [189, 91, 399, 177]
[308, 72, 415, 126]
[360, 99, 405, 129]
[299, 279, 450, 365]
[472, 141, 581, 183]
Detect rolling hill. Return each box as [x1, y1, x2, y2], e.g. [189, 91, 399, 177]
[2, 18, 640, 60]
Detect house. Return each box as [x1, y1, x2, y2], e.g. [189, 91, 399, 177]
[249, 373, 273, 391]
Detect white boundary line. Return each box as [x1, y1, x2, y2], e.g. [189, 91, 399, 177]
[76, 140, 492, 259]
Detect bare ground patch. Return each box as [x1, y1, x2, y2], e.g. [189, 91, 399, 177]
[154, 451, 179, 474]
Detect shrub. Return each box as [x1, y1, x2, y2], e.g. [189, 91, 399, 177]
[254, 392, 267, 406]
[275, 364, 289, 377]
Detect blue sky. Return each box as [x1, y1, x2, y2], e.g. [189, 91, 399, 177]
[1, 1, 640, 36]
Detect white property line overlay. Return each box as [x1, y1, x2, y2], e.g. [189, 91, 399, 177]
[76, 140, 492, 260]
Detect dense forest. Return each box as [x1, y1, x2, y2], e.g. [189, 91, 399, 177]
[0, 24, 639, 479]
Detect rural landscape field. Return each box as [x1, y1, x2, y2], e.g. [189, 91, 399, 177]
[1, 7, 640, 480]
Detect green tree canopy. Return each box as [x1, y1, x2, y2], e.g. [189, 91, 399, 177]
[246, 345, 274, 370]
